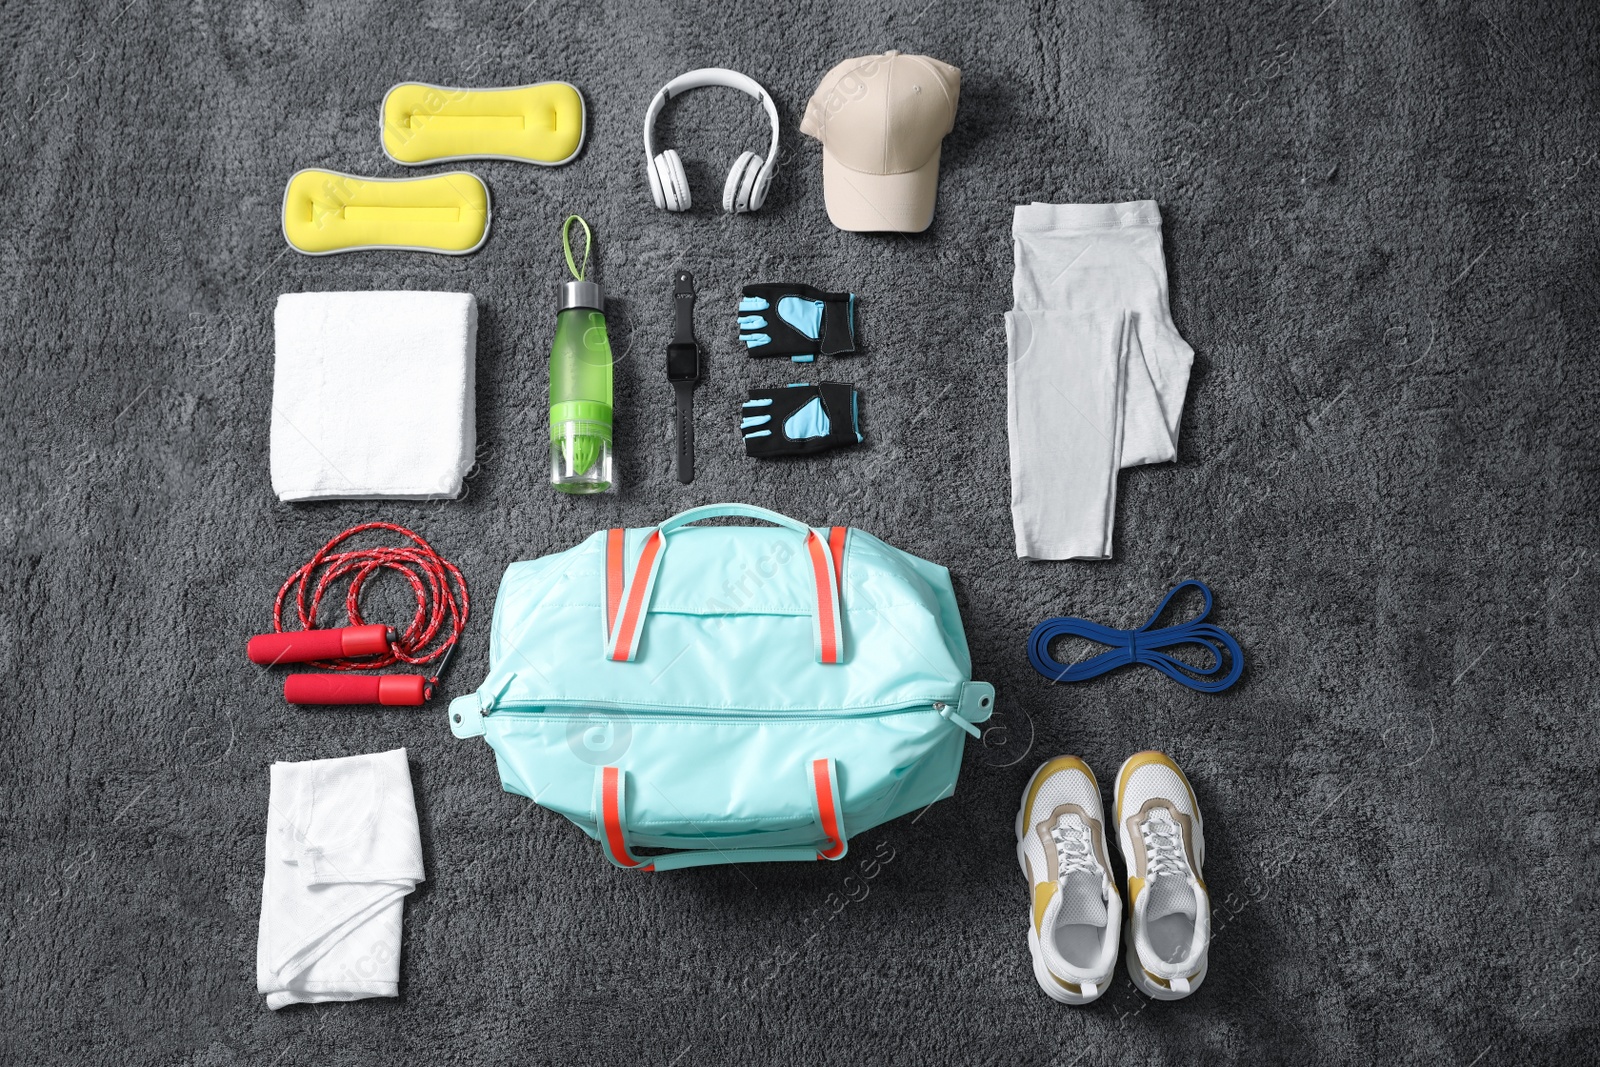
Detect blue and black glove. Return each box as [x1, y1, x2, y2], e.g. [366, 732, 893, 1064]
[737, 283, 857, 362]
[740, 382, 863, 457]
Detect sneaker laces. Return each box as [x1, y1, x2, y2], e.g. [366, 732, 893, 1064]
[1139, 809, 1197, 922]
[1049, 815, 1108, 927]
[1050, 815, 1100, 880]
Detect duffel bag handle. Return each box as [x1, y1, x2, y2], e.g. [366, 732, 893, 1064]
[593, 759, 849, 871]
[601, 504, 847, 665]
[658, 502, 813, 538]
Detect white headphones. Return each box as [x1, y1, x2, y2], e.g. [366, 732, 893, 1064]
[643, 68, 779, 214]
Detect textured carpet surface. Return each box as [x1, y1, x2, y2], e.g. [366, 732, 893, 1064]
[3, 0, 1598, 1063]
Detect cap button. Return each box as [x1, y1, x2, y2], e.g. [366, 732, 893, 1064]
[885, 49, 900, 57]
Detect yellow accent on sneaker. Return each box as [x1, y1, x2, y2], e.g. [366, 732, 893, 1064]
[1115, 750, 1199, 816]
[1024, 756, 1098, 824]
[1031, 881, 1057, 935]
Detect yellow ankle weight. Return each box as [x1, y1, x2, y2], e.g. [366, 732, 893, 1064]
[281, 169, 491, 255]
[381, 82, 585, 166]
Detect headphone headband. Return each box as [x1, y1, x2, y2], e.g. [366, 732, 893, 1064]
[642, 67, 780, 173]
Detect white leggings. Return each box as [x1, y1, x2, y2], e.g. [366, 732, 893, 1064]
[1006, 201, 1193, 560]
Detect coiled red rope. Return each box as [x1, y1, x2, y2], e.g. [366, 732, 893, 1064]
[271, 522, 469, 677]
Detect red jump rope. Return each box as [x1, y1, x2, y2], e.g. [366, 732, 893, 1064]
[247, 522, 469, 706]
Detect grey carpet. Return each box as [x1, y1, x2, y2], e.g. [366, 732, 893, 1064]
[3, 0, 1598, 1063]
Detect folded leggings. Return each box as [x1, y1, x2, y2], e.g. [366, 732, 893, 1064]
[1006, 201, 1193, 560]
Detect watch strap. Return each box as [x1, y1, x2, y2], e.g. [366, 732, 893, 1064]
[674, 380, 695, 483]
[673, 271, 697, 347]
[671, 270, 698, 484]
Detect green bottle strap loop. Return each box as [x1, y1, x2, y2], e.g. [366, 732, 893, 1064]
[562, 214, 592, 281]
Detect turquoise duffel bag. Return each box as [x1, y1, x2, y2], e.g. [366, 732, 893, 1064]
[448, 503, 994, 870]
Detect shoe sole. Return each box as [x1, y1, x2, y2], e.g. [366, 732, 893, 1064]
[1016, 758, 1110, 1006]
[1113, 752, 1207, 1000]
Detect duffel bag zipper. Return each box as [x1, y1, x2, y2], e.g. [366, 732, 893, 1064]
[480, 694, 982, 737]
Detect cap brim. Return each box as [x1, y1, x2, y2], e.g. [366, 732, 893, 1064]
[821, 146, 941, 233]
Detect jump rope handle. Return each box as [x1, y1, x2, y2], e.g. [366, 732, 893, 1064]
[283, 673, 430, 706]
[247, 624, 393, 665]
[247, 624, 432, 705]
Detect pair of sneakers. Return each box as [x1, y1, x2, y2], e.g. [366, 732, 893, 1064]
[1016, 751, 1209, 1004]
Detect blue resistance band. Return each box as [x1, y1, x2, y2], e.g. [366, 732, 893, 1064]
[1026, 580, 1244, 693]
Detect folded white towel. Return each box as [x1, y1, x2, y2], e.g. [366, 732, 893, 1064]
[257, 748, 425, 1010]
[271, 291, 477, 501]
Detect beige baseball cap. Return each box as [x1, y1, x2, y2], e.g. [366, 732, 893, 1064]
[800, 51, 961, 233]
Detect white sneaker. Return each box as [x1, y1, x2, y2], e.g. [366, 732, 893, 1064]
[1114, 751, 1210, 1000]
[1016, 756, 1121, 1004]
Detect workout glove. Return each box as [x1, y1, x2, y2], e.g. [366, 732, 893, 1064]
[740, 382, 863, 457]
[737, 284, 856, 362]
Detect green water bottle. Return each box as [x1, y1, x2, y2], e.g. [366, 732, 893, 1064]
[549, 215, 613, 494]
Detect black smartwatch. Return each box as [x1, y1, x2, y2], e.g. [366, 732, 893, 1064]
[666, 271, 702, 484]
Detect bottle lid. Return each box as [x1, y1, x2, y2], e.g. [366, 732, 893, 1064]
[560, 280, 603, 311]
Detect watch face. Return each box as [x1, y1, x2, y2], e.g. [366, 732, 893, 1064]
[667, 342, 700, 382]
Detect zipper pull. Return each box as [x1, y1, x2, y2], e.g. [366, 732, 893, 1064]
[935, 701, 982, 739]
[482, 673, 514, 713]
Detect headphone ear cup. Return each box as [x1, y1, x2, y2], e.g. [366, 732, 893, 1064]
[655, 150, 690, 212]
[647, 151, 666, 209]
[723, 151, 762, 214]
[747, 161, 772, 212]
